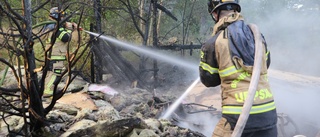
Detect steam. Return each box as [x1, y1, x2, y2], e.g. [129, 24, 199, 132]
[83, 3, 320, 135]
[243, 6, 320, 77]
[160, 78, 200, 119]
[241, 4, 320, 136]
[270, 78, 320, 136]
[176, 112, 219, 137]
[175, 3, 320, 136]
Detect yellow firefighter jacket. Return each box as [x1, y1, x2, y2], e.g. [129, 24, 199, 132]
[42, 23, 72, 74]
[44, 24, 72, 60]
[199, 12, 277, 131]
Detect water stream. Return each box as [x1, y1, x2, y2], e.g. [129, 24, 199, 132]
[84, 31, 320, 136]
[85, 31, 198, 71]
[85, 30, 200, 120]
[160, 77, 200, 119]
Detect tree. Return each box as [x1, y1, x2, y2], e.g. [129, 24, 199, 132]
[0, 0, 90, 135]
[88, 0, 149, 89]
[0, 0, 210, 134]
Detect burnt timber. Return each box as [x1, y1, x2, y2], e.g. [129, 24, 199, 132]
[157, 44, 202, 50]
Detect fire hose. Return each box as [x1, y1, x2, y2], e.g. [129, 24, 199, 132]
[231, 24, 264, 137]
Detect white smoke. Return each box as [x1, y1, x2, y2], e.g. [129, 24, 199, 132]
[176, 6, 320, 135]
[243, 5, 320, 77]
[176, 112, 219, 137]
[241, 2, 320, 136]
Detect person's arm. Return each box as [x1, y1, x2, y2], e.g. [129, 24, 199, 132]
[199, 35, 221, 87]
[56, 27, 72, 43]
[64, 22, 81, 31]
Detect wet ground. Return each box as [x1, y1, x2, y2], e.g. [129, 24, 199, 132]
[269, 70, 320, 136]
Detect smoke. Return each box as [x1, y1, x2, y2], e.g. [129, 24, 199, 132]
[243, 4, 320, 77]
[173, 77, 320, 136]
[161, 78, 200, 119]
[176, 112, 219, 137]
[241, 3, 320, 135]
[270, 77, 320, 136]
[174, 5, 320, 135]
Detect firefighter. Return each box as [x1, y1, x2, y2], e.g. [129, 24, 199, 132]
[200, 0, 277, 136]
[43, 7, 79, 96]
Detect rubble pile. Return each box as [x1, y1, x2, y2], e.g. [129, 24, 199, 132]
[0, 73, 206, 137]
[46, 86, 208, 137]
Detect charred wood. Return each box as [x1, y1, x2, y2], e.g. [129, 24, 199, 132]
[68, 117, 148, 137]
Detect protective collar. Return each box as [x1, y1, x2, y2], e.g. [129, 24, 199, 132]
[212, 12, 243, 35]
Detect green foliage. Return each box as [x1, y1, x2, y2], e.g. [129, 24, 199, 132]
[100, 1, 141, 41]
[3, 0, 318, 78]
[0, 51, 9, 71]
[158, 0, 209, 44]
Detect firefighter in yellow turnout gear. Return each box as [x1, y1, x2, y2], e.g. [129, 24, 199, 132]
[200, 0, 277, 136]
[43, 7, 79, 96]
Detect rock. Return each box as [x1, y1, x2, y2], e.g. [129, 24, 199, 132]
[94, 117, 148, 137]
[57, 92, 98, 111]
[159, 119, 172, 127]
[67, 77, 88, 91]
[110, 94, 128, 111]
[93, 99, 110, 108]
[50, 123, 66, 132]
[144, 118, 161, 133]
[166, 126, 178, 136]
[73, 108, 93, 121]
[139, 129, 159, 137]
[0, 115, 22, 135]
[94, 104, 121, 122]
[47, 110, 74, 122]
[60, 119, 96, 137]
[67, 117, 148, 137]
[54, 103, 79, 115]
[127, 128, 139, 137]
[88, 91, 105, 100]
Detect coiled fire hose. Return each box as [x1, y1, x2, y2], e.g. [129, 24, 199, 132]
[231, 24, 264, 137]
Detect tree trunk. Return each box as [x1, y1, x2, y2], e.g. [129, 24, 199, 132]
[92, 0, 147, 88]
[152, 0, 159, 89]
[22, 0, 45, 133]
[93, 0, 103, 83]
[139, 0, 151, 78]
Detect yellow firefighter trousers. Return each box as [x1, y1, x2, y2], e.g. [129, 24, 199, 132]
[44, 61, 64, 95]
[212, 117, 233, 137]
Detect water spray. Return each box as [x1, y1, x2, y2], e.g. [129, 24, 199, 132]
[160, 77, 200, 119]
[84, 30, 198, 71]
[85, 30, 201, 123]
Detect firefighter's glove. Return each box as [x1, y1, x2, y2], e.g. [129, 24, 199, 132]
[65, 22, 83, 31]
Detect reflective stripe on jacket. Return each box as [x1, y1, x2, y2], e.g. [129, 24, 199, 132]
[200, 12, 274, 113]
[199, 12, 277, 131]
[42, 24, 71, 60]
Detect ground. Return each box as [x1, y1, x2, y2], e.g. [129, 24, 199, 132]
[93, 59, 320, 137]
[1, 54, 320, 136]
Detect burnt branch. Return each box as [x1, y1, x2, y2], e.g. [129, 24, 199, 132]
[0, 2, 25, 39]
[31, 0, 50, 14]
[0, 58, 20, 83]
[119, 0, 145, 38]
